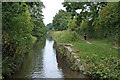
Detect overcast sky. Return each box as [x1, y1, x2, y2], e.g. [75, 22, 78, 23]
[41, 0, 65, 25]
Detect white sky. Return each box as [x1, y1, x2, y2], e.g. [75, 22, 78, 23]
[41, 0, 65, 25]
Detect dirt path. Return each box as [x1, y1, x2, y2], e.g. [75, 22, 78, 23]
[86, 41, 92, 44]
[82, 39, 119, 49]
[81, 39, 92, 44]
[112, 46, 120, 49]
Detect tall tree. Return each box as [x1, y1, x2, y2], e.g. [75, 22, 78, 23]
[52, 10, 71, 31]
[2, 2, 46, 77]
[93, 2, 119, 41]
[62, 2, 107, 26]
[46, 23, 53, 31]
[27, 2, 46, 39]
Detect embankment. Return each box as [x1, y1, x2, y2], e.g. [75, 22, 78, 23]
[56, 43, 84, 72]
[50, 30, 119, 79]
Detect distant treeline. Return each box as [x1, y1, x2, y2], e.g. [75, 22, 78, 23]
[2, 2, 46, 78]
[47, 2, 119, 44]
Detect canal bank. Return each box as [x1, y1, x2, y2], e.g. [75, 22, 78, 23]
[50, 31, 86, 73]
[10, 36, 88, 79]
[49, 31, 119, 79]
[55, 43, 85, 72]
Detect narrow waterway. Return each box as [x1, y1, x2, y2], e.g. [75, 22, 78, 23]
[13, 37, 87, 78]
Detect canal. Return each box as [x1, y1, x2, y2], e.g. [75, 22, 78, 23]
[13, 37, 86, 79]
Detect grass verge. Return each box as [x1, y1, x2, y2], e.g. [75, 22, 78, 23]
[49, 30, 119, 79]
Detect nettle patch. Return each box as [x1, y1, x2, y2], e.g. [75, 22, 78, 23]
[82, 54, 119, 79]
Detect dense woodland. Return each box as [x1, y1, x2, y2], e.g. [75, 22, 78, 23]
[47, 2, 119, 45]
[2, 2, 46, 77]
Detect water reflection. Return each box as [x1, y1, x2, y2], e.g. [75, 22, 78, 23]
[13, 39, 46, 78]
[42, 39, 63, 78]
[13, 38, 63, 78]
[13, 37, 87, 79]
[46, 35, 53, 41]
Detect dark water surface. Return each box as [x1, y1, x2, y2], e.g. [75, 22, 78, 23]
[13, 37, 87, 78]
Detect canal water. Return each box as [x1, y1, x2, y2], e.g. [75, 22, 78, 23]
[13, 37, 86, 78]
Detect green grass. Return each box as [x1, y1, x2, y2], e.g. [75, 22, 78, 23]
[89, 39, 113, 47]
[50, 30, 119, 79]
[50, 30, 118, 58]
[72, 41, 118, 58]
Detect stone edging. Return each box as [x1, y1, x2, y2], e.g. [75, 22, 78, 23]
[56, 43, 84, 71]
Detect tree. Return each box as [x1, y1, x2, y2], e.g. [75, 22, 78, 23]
[27, 2, 46, 39]
[62, 2, 107, 26]
[46, 23, 53, 31]
[52, 10, 71, 31]
[2, 2, 46, 77]
[93, 2, 119, 41]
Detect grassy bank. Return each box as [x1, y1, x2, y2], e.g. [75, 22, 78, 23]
[49, 30, 119, 79]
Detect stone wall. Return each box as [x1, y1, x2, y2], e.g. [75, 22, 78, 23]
[56, 43, 84, 72]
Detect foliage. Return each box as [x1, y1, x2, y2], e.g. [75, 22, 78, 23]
[46, 23, 53, 31]
[28, 2, 46, 39]
[68, 18, 77, 31]
[82, 55, 119, 79]
[49, 30, 81, 43]
[61, 2, 119, 44]
[2, 2, 46, 78]
[52, 10, 71, 31]
[62, 2, 107, 26]
[32, 17, 46, 39]
[93, 2, 119, 42]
